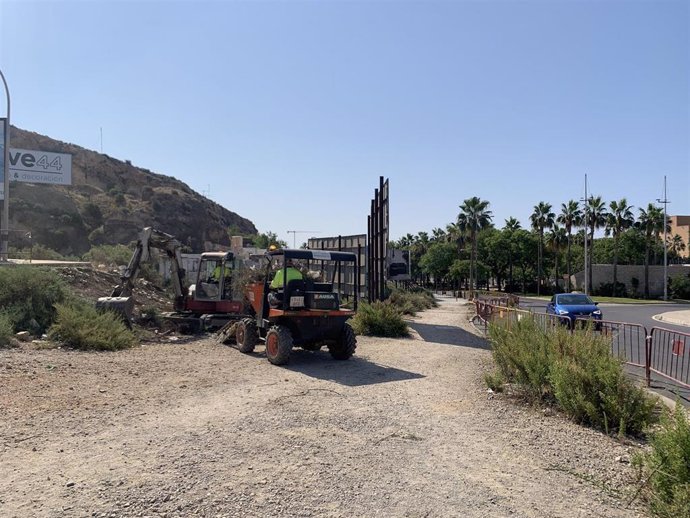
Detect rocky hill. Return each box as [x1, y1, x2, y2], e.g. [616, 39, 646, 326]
[6, 126, 257, 256]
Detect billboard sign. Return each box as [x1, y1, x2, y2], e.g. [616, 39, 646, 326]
[9, 148, 72, 185]
[387, 248, 411, 281]
[0, 118, 5, 200]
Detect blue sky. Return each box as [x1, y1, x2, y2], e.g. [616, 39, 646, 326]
[1, 0, 688, 246]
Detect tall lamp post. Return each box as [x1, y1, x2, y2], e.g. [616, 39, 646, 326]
[657, 176, 670, 301]
[0, 69, 10, 262]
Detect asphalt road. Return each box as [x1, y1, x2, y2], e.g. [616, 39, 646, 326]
[517, 297, 690, 404]
[518, 297, 690, 334]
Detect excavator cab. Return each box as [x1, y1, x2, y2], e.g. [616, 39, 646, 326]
[195, 252, 235, 301]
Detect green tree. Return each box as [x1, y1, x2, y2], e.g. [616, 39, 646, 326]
[457, 197, 493, 298]
[546, 225, 567, 291]
[670, 234, 686, 264]
[557, 200, 582, 292]
[503, 217, 521, 291]
[637, 204, 664, 298]
[605, 198, 635, 297]
[419, 241, 456, 287]
[479, 229, 510, 291]
[252, 231, 287, 249]
[585, 196, 608, 294]
[530, 202, 555, 295]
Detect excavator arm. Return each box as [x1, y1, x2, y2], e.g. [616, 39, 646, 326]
[99, 227, 187, 324]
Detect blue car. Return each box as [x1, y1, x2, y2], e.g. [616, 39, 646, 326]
[546, 293, 602, 329]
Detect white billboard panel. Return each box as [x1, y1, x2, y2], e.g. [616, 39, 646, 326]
[387, 248, 411, 281]
[9, 148, 72, 185]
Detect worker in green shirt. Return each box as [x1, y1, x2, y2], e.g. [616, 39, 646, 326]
[270, 259, 303, 289]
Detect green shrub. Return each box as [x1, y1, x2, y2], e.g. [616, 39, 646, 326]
[0, 267, 71, 333]
[635, 405, 690, 518]
[488, 318, 556, 401]
[387, 288, 437, 315]
[83, 244, 134, 266]
[0, 312, 14, 347]
[484, 370, 505, 392]
[550, 330, 656, 436]
[350, 301, 409, 337]
[48, 301, 136, 351]
[488, 318, 658, 435]
[669, 274, 690, 300]
[139, 305, 162, 327]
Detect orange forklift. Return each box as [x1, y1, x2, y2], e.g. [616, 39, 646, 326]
[235, 248, 359, 365]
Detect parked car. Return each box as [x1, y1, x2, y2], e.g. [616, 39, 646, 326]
[546, 293, 602, 329]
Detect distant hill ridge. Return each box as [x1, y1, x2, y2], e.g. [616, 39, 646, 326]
[6, 126, 257, 255]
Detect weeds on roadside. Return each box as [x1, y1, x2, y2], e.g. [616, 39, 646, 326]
[634, 405, 690, 518]
[138, 305, 162, 327]
[48, 301, 136, 351]
[387, 287, 437, 316]
[0, 267, 71, 334]
[0, 312, 14, 347]
[350, 301, 409, 337]
[487, 318, 658, 436]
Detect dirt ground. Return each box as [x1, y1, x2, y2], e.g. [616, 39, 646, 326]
[0, 296, 650, 518]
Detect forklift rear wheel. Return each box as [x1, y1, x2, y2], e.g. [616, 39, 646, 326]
[328, 324, 356, 360]
[236, 318, 259, 353]
[265, 325, 293, 365]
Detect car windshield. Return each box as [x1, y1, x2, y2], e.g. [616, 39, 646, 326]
[557, 294, 594, 305]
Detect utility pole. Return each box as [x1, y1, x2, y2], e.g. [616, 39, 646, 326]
[657, 176, 670, 301]
[286, 230, 319, 248]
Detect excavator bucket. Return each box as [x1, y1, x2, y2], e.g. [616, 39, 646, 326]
[96, 296, 135, 328]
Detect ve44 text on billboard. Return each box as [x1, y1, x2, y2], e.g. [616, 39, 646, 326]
[9, 148, 72, 186]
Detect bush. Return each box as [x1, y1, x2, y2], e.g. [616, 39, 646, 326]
[550, 330, 656, 436]
[83, 244, 133, 266]
[595, 281, 628, 298]
[634, 405, 690, 517]
[488, 318, 556, 401]
[138, 305, 162, 327]
[0, 267, 71, 333]
[387, 287, 437, 316]
[488, 318, 658, 435]
[350, 301, 409, 337]
[0, 312, 14, 347]
[669, 274, 690, 300]
[48, 301, 136, 351]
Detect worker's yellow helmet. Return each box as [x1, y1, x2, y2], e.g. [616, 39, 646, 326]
[268, 244, 278, 251]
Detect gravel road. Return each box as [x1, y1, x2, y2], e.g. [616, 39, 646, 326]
[0, 296, 649, 517]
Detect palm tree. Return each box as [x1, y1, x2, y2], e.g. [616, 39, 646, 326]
[670, 234, 686, 264]
[504, 217, 521, 231]
[457, 197, 493, 298]
[503, 218, 521, 291]
[585, 196, 608, 294]
[530, 202, 555, 295]
[557, 200, 581, 292]
[637, 204, 664, 298]
[546, 225, 567, 291]
[431, 227, 447, 242]
[605, 198, 634, 297]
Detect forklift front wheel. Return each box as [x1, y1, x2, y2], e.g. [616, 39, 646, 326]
[265, 325, 293, 365]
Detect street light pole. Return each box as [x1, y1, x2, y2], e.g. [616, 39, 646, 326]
[657, 176, 670, 301]
[0, 69, 10, 262]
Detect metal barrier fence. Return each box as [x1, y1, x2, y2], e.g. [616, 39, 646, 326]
[649, 327, 690, 390]
[473, 301, 690, 391]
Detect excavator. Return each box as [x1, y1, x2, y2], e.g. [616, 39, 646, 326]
[96, 227, 245, 332]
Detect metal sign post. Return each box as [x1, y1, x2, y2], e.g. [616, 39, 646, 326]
[0, 69, 9, 261]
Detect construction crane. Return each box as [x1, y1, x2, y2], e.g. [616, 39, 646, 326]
[287, 230, 320, 248]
